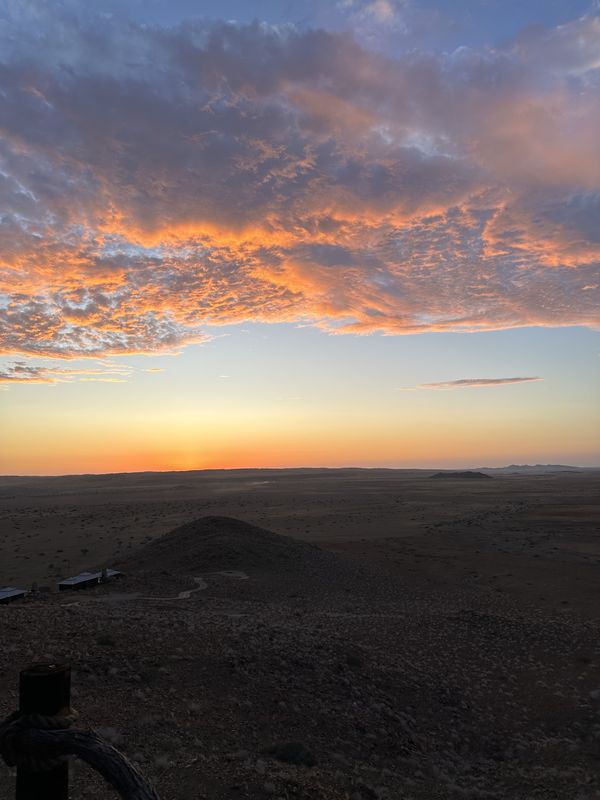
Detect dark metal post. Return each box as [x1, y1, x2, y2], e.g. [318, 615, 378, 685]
[16, 663, 71, 800]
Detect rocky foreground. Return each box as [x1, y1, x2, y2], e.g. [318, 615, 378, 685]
[1, 517, 600, 799]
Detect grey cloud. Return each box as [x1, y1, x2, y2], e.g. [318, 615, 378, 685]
[0, 359, 130, 383]
[296, 244, 357, 266]
[0, 7, 598, 358]
[417, 377, 543, 390]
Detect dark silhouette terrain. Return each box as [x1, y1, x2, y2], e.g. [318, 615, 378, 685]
[1, 468, 599, 799]
[430, 471, 492, 480]
[118, 515, 336, 576]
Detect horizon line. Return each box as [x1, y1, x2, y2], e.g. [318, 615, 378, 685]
[1, 464, 599, 479]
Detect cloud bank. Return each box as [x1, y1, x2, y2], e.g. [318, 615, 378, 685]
[0, 4, 599, 360]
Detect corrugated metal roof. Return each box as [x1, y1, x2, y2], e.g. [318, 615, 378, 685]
[0, 586, 26, 603]
[58, 568, 122, 588]
[59, 571, 100, 587]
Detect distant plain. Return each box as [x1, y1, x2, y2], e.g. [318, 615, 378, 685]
[1, 468, 600, 799]
[1, 468, 598, 615]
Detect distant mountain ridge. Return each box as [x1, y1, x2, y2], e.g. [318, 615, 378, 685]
[1, 465, 598, 484]
[477, 464, 595, 474]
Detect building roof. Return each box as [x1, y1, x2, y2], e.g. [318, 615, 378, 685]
[59, 568, 122, 587]
[0, 586, 26, 603]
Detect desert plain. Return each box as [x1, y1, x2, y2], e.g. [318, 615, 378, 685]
[0, 467, 599, 799]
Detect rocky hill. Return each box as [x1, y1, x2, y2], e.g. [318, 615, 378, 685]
[118, 516, 334, 573]
[430, 471, 492, 480]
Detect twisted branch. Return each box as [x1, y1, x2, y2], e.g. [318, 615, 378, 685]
[1, 717, 161, 800]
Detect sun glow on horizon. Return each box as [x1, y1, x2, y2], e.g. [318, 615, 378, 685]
[2, 325, 598, 475]
[0, 2, 599, 474]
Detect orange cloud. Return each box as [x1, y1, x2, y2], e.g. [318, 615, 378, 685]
[0, 360, 131, 384]
[0, 13, 598, 360]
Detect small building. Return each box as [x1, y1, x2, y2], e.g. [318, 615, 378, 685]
[0, 586, 27, 605]
[58, 571, 100, 591]
[58, 568, 123, 591]
[100, 568, 123, 582]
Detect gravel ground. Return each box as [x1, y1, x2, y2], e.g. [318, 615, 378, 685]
[2, 516, 600, 799]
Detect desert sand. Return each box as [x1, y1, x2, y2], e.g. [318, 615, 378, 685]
[1, 468, 599, 798]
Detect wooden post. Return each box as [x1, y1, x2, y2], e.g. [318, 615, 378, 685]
[16, 663, 71, 800]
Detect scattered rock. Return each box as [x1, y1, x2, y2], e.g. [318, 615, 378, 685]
[267, 742, 317, 767]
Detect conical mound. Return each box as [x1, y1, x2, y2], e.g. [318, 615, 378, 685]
[430, 471, 492, 480]
[118, 515, 338, 577]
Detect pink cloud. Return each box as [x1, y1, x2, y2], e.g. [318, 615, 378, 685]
[0, 360, 131, 384]
[0, 11, 598, 359]
[415, 377, 544, 391]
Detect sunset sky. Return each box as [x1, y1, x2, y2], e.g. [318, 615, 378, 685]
[1, 0, 599, 474]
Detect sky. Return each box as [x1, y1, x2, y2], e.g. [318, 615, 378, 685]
[0, 0, 599, 474]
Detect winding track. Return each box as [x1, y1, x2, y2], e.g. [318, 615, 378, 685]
[60, 571, 249, 607]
